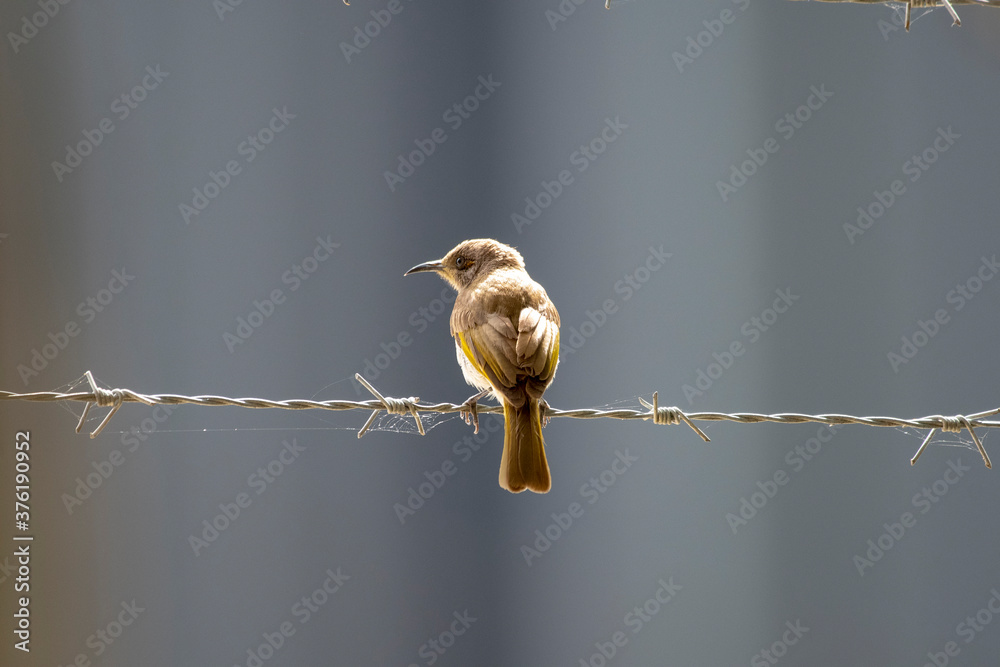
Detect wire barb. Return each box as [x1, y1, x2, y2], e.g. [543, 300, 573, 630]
[638, 392, 710, 442]
[940, 0, 962, 24]
[1, 371, 997, 468]
[353, 373, 424, 438]
[911, 414, 992, 469]
[73, 370, 156, 439]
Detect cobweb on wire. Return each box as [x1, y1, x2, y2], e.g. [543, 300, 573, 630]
[305, 377, 459, 435]
[885, 1, 935, 25]
[57, 373, 100, 426]
[892, 424, 991, 454]
[60, 373, 459, 437]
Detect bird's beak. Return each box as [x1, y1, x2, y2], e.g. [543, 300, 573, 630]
[404, 260, 444, 276]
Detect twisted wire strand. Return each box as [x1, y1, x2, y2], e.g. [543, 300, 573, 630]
[790, 0, 1000, 29]
[1, 372, 996, 468]
[600, 0, 994, 8]
[787, 0, 999, 6]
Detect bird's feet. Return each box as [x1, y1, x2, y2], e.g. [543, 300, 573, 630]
[460, 389, 490, 434]
[540, 399, 552, 428]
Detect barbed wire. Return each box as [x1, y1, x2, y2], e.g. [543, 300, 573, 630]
[338, 0, 1000, 18]
[1, 371, 997, 469]
[789, 0, 1000, 30]
[337, 0, 1000, 29]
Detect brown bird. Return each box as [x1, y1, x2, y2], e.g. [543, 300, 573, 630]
[405, 239, 560, 493]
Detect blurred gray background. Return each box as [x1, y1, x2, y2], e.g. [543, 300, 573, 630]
[2, 1, 1000, 665]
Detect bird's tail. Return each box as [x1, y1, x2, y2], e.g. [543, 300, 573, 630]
[500, 398, 551, 493]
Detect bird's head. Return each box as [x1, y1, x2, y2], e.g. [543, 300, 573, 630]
[404, 238, 525, 290]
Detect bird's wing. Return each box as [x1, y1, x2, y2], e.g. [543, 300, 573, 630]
[454, 312, 519, 390]
[516, 305, 559, 382]
[453, 299, 559, 396]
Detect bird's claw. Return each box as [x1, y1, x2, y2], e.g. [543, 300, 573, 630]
[461, 400, 480, 434]
[540, 399, 552, 428]
[460, 389, 490, 434]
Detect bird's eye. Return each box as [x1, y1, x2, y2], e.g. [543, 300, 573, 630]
[455, 256, 471, 270]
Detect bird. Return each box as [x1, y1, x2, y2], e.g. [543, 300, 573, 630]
[405, 239, 560, 493]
